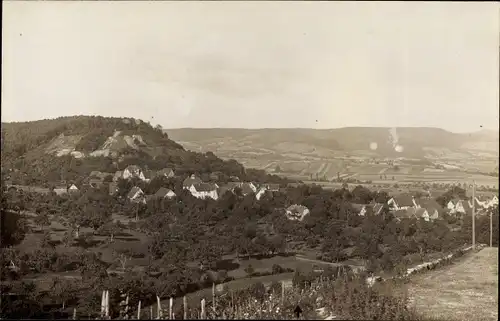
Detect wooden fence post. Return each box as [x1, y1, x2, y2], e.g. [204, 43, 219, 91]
[157, 296, 162, 319]
[281, 281, 285, 306]
[169, 297, 173, 320]
[72, 308, 76, 320]
[137, 301, 141, 320]
[183, 296, 187, 320]
[212, 283, 216, 313]
[201, 299, 206, 319]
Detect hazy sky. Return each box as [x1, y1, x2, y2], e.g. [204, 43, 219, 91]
[2, 1, 499, 132]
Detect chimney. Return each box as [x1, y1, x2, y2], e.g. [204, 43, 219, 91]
[191, 174, 196, 179]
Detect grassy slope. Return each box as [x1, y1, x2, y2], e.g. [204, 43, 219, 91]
[406, 247, 498, 321]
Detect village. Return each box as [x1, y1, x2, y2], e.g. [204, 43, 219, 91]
[34, 163, 499, 225]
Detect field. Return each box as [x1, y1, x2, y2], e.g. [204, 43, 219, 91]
[405, 247, 498, 321]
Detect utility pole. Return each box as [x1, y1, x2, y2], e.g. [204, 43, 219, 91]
[472, 180, 476, 250]
[490, 208, 493, 247]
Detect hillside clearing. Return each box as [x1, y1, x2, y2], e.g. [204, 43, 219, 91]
[406, 247, 498, 321]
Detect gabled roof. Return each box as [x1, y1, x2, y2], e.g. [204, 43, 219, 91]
[372, 203, 384, 215]
[227, 182, 243, 189]
[418, 199, 443, 212]
[413, 208, 428, 218]
[125, 165, 142, 172]
[192, 183, 217, 192]
[392, 193, 414, 207]
[183, 175, 202, 187]
[217, 185, 232, 197]
[143, 170, 157, 180]
[90, 171, 103, 178]
[127, 186, 143, 199]
[158, 168, 174, 175]
[265, 184, 280, 191]
[392, 209, 411, 219]
[460, 200, 472, 212]
[89, 178, 104, 186]
[286, 204, 309, 214]
[240, 183, 255, 195]
[154, 187, 175, 198]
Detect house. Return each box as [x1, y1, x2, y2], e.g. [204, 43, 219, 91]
[352, 204, 370, 216]
[188, 183, 218, 200]
[183, 174, 203, 189]
[489, 195, 499, 207]
[53, 186, 68, 196]
[89, 171, 113, 180]
[109, 182, 119, 196]
[89, 178, 104, 188]
[262, 184, 280, 192]
[460, 200, 472, 215]
[447, 200, 457, 213]
[123, 165, 146, 181]
[90, 171, 103, 178]
[255, 187, 268, 201]
[226, 182, 243, 190]
[240, 182, 257, 195]
[154, 187, 176, 199]
[143, 170, 156, 182]
[387, 193, 418, 210]
[127, 186, 145, 204]
[285, 205, 310, 221]
[392, 208, 430, 221]
[217, 185, 233, 199]
[417, 199, 443, 221]
[68, 184, 79, 194]
[412, 208, 430, 221]
[157, 168, 175, 178]
[392, 209, 411, 221]
[372, 203, 384, 215]
[113, 171, 123, 182]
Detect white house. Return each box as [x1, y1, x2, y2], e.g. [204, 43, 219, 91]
[122, 165, 146, 181]
[412, 208, 430, 222]
[157, 168, 175, 178]
[387, 194, 419, 211]
[127, 186, 145, 204]
[68, 184, 79, 193]
[188, 183, 218, 200]
[255, 187, 267, 200]
[447, 200, 457, 213]
[285, 205, 310, 221]
[183, 174, 203, 189]
[487, 195, 499, 208]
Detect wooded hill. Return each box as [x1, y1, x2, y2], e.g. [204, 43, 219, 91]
[1, 116, 290, 186]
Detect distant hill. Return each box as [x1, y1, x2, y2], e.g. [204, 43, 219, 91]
[166, 127, 499, 159]
[1, 116, 289, 185]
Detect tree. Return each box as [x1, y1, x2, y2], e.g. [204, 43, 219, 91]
[98, 222, 122, 243]
[244, 264, 255, 277]
[351, 185, 373, 204]
[113, 249, 132, 271]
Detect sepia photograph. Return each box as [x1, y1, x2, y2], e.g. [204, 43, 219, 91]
[1, 1, 499, 320]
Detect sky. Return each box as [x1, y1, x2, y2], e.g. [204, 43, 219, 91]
[2, 1, 499, 133]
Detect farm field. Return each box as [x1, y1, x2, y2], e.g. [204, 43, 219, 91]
[406, 247, 498, 321]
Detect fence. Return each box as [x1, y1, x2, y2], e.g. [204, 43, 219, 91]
[69, 244, 483, 320]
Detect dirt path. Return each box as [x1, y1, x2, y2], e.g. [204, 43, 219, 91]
[406, 247, 498, 321]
